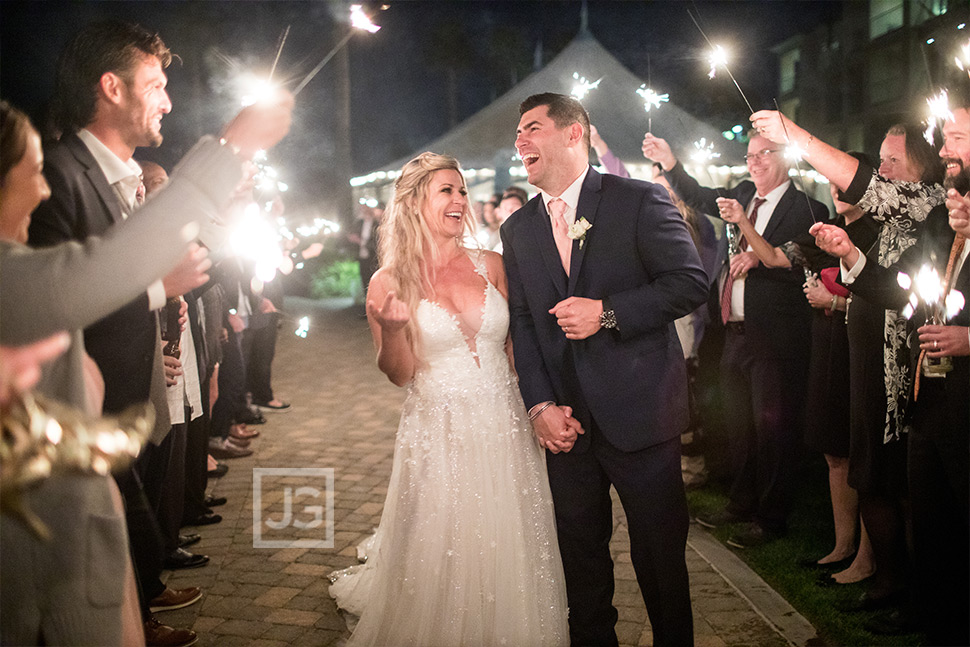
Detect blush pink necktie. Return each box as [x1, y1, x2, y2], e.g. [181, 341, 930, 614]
[720, 197, 766, 325]
[548, 198, 571, 275]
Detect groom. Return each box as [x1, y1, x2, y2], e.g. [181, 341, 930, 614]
[501, 93, 707, 646]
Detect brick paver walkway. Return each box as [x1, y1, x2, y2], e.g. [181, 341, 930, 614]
[162, 299, 817, 646]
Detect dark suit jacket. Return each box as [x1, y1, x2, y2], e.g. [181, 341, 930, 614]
[501, 167, 709, 452]
[28, 133, 160, 417]
[665, 162, 823, 359]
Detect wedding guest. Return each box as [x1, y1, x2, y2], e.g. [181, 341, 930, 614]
[644, 128, 822, 548]
[719, 150, 880, 584]
[753, 110, 954, 629]
[0, 93, 292, 646]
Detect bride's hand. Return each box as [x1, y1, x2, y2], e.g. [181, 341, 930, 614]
[368, 290, 409, 333]
[533, 404, 584, 454]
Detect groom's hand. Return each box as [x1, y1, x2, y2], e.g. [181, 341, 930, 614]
[533, 404, 585, 453]
[550, 297, 603, 340]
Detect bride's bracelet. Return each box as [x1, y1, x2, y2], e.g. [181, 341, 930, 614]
[529, 401, 555, 421]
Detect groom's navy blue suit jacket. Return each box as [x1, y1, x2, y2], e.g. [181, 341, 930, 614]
[501, 167, 709, 452]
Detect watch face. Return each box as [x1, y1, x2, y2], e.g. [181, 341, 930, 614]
[600, 310, 617, 329]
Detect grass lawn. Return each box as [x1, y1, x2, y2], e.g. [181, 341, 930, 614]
[686, 455, 925, 647]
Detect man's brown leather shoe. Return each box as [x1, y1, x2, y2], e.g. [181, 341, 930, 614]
[144, 616, 198, 647]
[149, 586, 203, 613]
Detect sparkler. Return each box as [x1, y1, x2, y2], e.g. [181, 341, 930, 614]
[689, 138, 720, 163]
[295, 316, 310, 339]
[268, 25, 290, 82]
[293, 4, 383, 96]
[238, 75, 280, 108]
[231, 203, 284, 283]
[924, 89, 954, 145]
[570, 73, 602, 101]
[898, 264, 965, 321]
[957, 39, 970, 76]
[772, 99, 819, 223]
[687, 8, 755, 115]
[707, 45, 728, 80]
[636, 84, 668, 133]
[897, 263, 965, 378]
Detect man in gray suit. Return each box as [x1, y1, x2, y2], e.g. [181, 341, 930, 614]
[1, 94, 292, 644]
[24, 19, 286, 644]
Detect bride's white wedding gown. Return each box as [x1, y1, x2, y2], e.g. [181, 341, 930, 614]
[330, 254, 568, 646]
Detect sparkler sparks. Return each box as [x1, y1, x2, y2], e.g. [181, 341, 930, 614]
[294, 4, 384, 96]
[956, 39, 970, 76]
[636, 85, 669, 112]
[898, 264, 966, 320]
[924, 89, 955, 144]
[570, 73, 602, 101]
[707, 45, 728, 79]
[238, 75, 280, 107]
[295, 316, 310, 339]
[784, 143, 807, 163]
[350, 4, 381, 33]
[690, 138, 721, 163]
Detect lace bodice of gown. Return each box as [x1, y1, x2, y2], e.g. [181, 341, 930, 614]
[412, 256, 510, 394]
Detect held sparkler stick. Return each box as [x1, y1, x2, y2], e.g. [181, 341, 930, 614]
[268, 25, 291, 83]
[687, 8, 755, 115]
[636, 85, 668, 134]
[772, 99, 819, 223]
[293, 4, 382, 96]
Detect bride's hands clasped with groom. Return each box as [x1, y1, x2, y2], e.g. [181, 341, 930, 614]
[533, 404, 585, 454]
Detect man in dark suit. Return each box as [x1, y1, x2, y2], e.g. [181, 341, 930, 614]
[27, 20, 207, 646]
[643, 130, 822, 548]
[501, 93, 708, 646]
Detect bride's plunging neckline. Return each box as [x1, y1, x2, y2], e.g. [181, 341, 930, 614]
[421, 255, 495, 369]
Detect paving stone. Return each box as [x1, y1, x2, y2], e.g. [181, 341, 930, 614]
[263, 608, 323, 627]
[192, 616, 225, 633]
[253, 587, 302, 607]
[260, 624, 308, 642]
[210, 618, 268, 638]
[165, 302, 814, 647]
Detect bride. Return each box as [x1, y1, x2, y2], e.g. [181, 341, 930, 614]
[329, 152, 568, 646]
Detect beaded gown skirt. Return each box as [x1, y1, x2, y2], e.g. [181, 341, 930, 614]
[329, 263, 568, 646]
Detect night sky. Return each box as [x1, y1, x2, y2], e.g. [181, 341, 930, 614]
[1, 1, 840, 220]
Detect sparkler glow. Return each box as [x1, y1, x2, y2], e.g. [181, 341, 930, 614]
[570, 73, 602, 101]
[230, 203, 284, 283]
[690, 138, 721, 163]
[956, 40, 970, 76]
[238, 74, 280, 107]
[293, 4, 383, 96]
[784, 143, 807, 163]
[898, 264, 966, 320]
[295, 316, 310, 339]
[924, 89, 955, 144]
[636, 85, 669, 112]
[350, 4, 381, 33]
[707, 45, 728, 79]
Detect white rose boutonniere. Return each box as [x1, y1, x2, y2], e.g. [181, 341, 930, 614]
[567, 217, 592, 248]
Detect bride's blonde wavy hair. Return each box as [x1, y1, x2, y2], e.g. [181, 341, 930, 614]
[377, 152, 479, 354]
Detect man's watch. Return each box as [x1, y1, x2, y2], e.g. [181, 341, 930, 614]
[599, 298, 617, 330]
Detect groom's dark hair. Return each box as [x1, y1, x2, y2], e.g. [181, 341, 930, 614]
[520, 93, 590, 154]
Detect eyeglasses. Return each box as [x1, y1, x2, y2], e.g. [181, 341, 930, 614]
[744, 149, 779, 162]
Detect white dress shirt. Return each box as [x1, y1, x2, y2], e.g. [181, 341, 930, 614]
[728, 180, 791, 321]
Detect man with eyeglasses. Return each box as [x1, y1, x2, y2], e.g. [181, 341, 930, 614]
[642, 130, 825, 548]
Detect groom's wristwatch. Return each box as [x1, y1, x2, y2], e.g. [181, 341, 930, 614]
[599, 298, 617, 330]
